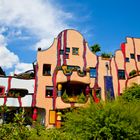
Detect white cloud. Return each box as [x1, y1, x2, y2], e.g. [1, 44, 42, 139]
[34, 38, 53, 50]
[14, 62, 33, 74]
[0, 34, 32, 74]
[0, 0, 72, 74]
[0, 26, 8, 34]
[0, 34, 19, 69]
[0, 0, 72, 49]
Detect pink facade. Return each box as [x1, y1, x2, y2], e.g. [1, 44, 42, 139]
[36, 30, 140, 127]
[0, 29, 140, 127]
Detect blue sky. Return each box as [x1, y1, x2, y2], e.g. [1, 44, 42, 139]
[0, 0, 140, 74]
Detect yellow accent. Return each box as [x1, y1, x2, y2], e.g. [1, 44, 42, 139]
[58, 84, 62, 91]
[57, 112, 62, 121]
[49, 110, 56, 124]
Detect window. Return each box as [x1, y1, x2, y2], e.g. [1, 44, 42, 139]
[118, 70, 125, 79]
[72, 47, 79, 55]
[0, 86, 5, 95]
[137, 55, 140, 62]
[65, 54, 69, 59]
[130, 53, 135, 59]
[60, 50, 64, 55]
[66, 48, 70, 53]
[46, 86, 53, 97]
[43, 64, 51, 76]
[90, 68, 96, 78]
[8, 89, 28, 97]
[125, 57, 129, 62]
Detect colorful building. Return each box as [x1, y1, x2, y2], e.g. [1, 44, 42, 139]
[0, 29, 140, 127]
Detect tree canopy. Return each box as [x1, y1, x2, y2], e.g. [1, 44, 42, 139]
[90, 44, 101, 54]
[0, 84, 140, 140]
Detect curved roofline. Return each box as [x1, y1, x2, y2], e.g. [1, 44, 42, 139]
[37, 38, 57, 52]
[37, 29, 88, 52]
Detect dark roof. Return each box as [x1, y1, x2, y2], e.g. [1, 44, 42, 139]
[0, 67, 6, 76]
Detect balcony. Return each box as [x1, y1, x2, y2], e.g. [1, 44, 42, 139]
[0, 95, 33, 107]
[56, 65, 90, 84]
[55, 82, 90, 109]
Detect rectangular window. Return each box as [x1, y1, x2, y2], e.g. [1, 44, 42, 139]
[90, 68, 96, 78]
[60, 50, 64, 55]
[130, 53, 135, 59]
[65, 54, 69, 59]
[46, 86, 53, 97]
[137, 55, 140, 62]
[0, 86, 5, 95]
[66, 48, 70, 53]
[43, 64, 51, 76]
[118, 70, 125, 79]
[125, 57, 129, 62]
[72, 47, 79, 55]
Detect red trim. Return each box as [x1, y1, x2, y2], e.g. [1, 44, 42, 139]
[94, 56, 99, 88]
[109, 59, 112, 76]
[18, 96, 22, 107]
[92, 56, 100, 102]
[63, 30, 71, 82]
[32, 64, 38, 107]
[4, 96, 7, 105]
[132, 38, 139, 73]
[0, 86, 5, 95]
[67, 75, 71, 81]
[83, 39, 87, 70]
[32, 108, 37, 121]
[52, 33, 62, 109]
[63, 30, 67, 65]
[121, 43, 129, 78]
[3, 76, 12, 105]
[57, 33, 62, 67]
[7, 76, 12, 92]
[93, 90, 99, 103]
[121, 43, 129, 88]
[114, 57, 120, 96]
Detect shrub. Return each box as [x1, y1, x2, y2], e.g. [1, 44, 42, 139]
[101, 52, 112, 58]
[62, 90, 69, 102]
[62, 101, 140, 140]
[129, 69, 137, 77]
[77, 92, 86, 103]
[122, 83, 140, 101]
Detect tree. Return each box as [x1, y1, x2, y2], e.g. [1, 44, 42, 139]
[62, 101, 140, 140]
[90, 44, 101, 54]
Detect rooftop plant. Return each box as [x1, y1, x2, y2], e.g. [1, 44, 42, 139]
[129, 69, 137, 77]
[90, 44, 101, 54]
[101, 52, 112, 58]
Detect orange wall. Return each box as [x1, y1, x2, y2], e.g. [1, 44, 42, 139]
[36, 29, 140, 127]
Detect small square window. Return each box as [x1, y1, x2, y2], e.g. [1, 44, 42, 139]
[60, 50, 64, 55]
[66, 48, 70, 53]
[118, 70, 125, 80]
[72, 48, 79, 55]
[46, 86, 53, 97]
[43, 64, 51, 76]
[90, 68, 96, 78]
[137, 55, 140, 62]
[65, 54, 69, 59]
[125, 57, 129, 62]
[130, 54, 135, 59]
